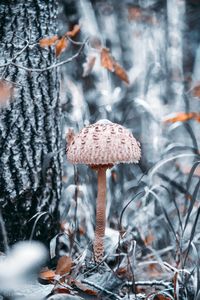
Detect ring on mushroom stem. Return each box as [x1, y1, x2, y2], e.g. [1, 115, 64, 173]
[66, 119, 141, 262]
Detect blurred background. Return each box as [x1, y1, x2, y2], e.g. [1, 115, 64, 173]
[57, 0, 200, 287]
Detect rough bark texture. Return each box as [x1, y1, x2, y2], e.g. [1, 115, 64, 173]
[94, 168, 107, 262]
[0, 0, 62, 249]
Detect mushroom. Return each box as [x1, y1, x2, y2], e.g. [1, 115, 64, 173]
[66, 119, 141, 262]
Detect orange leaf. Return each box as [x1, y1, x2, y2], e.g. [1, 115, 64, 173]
[55, 256, 72, 276]
[0, 80, 14, 107]
[39, 35, 58, 48]
[164, 112, 196, 123]
[194, 113, 200, 122]
[100, 47, 115, 72]
[113, 61, 130, 84]
[73, 279, 97, 295]
[39, 268, 55, 283]
[82, 55, 96, 77]
[100, 48, 129, 83]
[66, 24, 80, 38]
[56, 37, 68, 57]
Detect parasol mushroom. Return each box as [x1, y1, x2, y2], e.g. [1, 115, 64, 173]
[66, 119, 141, 262]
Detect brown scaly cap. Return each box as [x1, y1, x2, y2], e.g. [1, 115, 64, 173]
[67, 120, 141, 166]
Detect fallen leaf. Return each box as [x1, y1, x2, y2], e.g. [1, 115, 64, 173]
[53, 287, 71, 295]
[0, 80, 14, 107]
[39, 35, 58, 48]
[55, 256, 72, 276]
[116, 267, 128, 276]
[73, 279, 97, 295]
[154, 294, 171, 300]
[56, 37, 68, 57]
[164, 112, 198, 123]
[82, 55, 96, 77]
[39, 268, 55, 284]
[66, 24, 80, 38]
[100, 48, 129, 83]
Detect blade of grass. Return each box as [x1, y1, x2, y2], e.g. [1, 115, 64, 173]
[183, 179, 200, 232]
[157, 172, 188, 195]
[148, 190, 177, 239]
[148, 153, 199, 184]
[29, 211, 51, 240]
[186, 161, 200, 192]
[183, 123, 199, 153]
[183, 206, 200, 268]
[119, 191, 145, 230]
[163, 144, 198, 155]
[159, 184, 183, 232]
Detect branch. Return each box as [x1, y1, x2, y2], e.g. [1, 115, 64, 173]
[4, 39, 88, 73]
[127, 280, 172, 288]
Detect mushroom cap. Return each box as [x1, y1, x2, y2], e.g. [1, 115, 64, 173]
[67, 120, 141, 166]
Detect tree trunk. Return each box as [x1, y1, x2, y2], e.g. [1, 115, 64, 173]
[0, 0, 62, 250]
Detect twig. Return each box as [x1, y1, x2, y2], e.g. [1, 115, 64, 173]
[66, 35, 84, 45]
[82, 279, 122, 300]
[126, 280, 172, 288]
[3, 39, 88, 73]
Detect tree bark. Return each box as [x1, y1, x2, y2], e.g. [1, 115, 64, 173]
[0, 0, 62, 250]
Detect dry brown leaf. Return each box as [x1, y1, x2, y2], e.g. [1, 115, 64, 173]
[154, 295, 171, 300]
[116, 267, 128, 276]
[39, 35, 58, 48]
[100, 47, 115, 72]
[164, 112, 197, 123]
[56, 37, 68, 57]
[194, 113, 200, 122]
[73, 279, 97, 295]
[82, 55, 96, 77]
[66, 24, 80, 38]
[113, 61, 130, 84]
[39, 268, 55, 283]
[53, 287, 71, 295]
[100, 48, 129, 83]
[55, 256, 72, 276]
[0, 80, 14, 107]
[192, 83, 200, 98]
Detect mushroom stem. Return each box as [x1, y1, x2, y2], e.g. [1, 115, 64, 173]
[94, 167, 107, 262]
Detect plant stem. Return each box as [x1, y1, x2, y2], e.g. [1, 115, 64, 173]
[94, 167, 107, 262]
